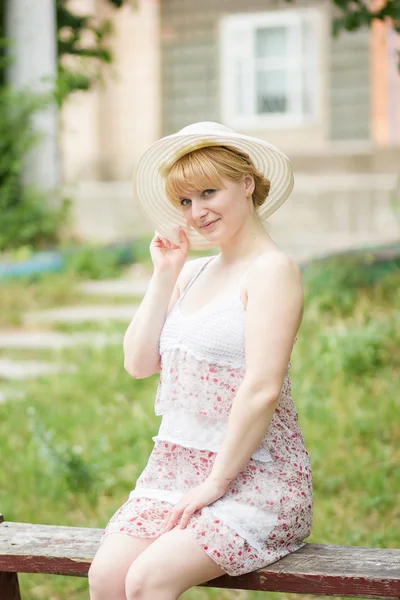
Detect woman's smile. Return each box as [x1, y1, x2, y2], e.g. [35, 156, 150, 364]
[200, 218, 221, 230]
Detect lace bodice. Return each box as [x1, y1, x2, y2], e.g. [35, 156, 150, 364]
[154, 256, 303, 466]
[159, 256, 248, 367]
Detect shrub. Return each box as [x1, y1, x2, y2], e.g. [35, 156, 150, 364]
[0, 86, 69, 251]
[63, 244, 124, 279]
[303, 249, 400, 317]
[317, 319, 400, 379]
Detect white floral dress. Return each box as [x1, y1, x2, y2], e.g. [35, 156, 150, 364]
[100, 255, 313, 576]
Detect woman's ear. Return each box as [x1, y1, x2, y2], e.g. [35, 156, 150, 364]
[244, 174, 255, 198]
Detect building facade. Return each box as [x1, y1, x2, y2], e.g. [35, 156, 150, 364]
[62, 0, 400, 260]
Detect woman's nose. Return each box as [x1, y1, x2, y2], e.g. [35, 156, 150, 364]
[190, 201, 208, 220]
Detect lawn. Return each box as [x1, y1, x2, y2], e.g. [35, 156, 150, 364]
[0, 250, 399, 600]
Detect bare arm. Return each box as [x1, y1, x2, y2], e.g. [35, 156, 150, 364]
[207, 253, 304, 488]
[123, 229, 207, 378]
[123, 269, 178, 378]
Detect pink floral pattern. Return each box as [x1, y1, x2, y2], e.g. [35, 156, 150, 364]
[101, 495, 310, 576]
[101, 258, 313, 576]
[156, 347, 246, 418]
[101, 349, 312, 576]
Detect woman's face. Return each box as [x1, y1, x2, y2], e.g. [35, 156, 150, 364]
[178, 175, 255, 242]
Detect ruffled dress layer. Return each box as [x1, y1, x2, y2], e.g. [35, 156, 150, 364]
[101, 256, 313, 576]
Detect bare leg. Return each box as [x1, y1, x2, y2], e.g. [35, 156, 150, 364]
[88, 533, 156, 600]
[125, 525, 227, 600]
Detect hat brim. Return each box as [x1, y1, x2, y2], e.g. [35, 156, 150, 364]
[133, 131, 294, 250]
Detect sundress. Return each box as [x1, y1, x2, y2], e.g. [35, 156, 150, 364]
[100, 254, 313, 576]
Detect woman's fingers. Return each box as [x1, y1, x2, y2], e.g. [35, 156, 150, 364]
[164, 504, 184, 532]
[163, 510, 176, 532]
[163, 502, 199, 533]
[155, 232, 173, 250]
[154, 227, 189, 251]
[180, 504, 197, 529]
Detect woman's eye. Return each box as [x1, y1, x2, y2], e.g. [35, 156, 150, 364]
[203, 189, 215, 196]
[180, 198, 191, 207]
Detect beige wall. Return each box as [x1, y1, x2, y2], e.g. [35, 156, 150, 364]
[69, 173, 400, 264]
[60, 0, 400, 261]
[60, 0, 161, 183]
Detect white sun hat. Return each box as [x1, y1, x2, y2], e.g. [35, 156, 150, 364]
[133, 121, 294, 250]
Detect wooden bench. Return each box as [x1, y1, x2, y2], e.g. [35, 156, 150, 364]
[1, 516, 399, 599]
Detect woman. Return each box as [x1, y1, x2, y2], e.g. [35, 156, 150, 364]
[89, 122, 313, 600]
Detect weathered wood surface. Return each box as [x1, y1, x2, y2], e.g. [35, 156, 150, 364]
[0, 516, 21, 600]
[0, 521, 399, 598]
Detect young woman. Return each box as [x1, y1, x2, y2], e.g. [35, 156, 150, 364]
[88, 122, 313, 600]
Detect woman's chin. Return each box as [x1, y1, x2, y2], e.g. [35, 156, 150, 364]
[199, 231, 222, 242]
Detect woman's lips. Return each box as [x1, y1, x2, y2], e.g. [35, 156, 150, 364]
[201, 219, 220, 230]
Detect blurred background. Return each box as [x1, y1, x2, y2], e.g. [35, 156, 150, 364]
[2, 0, 400, 258]
[0, 1, 399, 599]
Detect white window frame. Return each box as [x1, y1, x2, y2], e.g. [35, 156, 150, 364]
[219, 8, 321, 130]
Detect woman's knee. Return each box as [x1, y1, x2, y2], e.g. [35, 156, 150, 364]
[88, 552, 126, 600]
[125, 566, 173, 600]
[88, 533, 155, 600]
[124, 568, 145, 600]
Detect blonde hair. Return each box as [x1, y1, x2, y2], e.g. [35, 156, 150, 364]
[164, 145, 270, 209]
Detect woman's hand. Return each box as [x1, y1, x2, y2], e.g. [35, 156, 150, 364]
[149, 227, 189, 278]
[162, 477, 229, 533]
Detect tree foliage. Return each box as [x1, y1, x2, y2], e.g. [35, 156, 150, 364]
[331, 0, 400, 36]
[56, 0, 126, 103]
[285, 0, 400, 36]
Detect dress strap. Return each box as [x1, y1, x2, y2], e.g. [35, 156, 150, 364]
[236, 256, 260, 289]
[179, 256, 216, 302]
[180, 251, 267, 301]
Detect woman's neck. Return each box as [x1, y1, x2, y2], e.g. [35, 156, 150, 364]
[217, 220, 278, 267]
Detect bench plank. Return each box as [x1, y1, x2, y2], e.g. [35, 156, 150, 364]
[0, 521, 399, 598]
[0, 516, 21, 600]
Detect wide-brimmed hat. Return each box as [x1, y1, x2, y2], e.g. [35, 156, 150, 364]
[133, 121, 294, 250]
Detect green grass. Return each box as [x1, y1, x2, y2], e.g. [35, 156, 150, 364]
[53, 321, 128, 335]
[0, 272, 81, 327]
[0, 252, 399, 599]
[0, 348, 61, 361]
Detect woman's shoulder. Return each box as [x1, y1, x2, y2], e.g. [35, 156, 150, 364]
[249, 249, 301, 278]
[243, 250, 302, 298]
[177, 255, 214, 294]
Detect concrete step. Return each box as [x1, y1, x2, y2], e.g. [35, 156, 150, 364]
[0, 359, 69, 380]
[0, 330, 122, 350]
[0, 389, 25, 404]
[78, 279, 149, 297]
[23, 305, 138, 325]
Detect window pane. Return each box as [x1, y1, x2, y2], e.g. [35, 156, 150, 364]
[301, 17, 312, 56]
[235, 60, 247, 115]
[302, 65, 312, 115]
[301, 17, 315, 116]
[256, 27, 287, 59]
[256, 69, 287, 114]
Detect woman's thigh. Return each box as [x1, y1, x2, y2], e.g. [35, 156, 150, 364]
[125, 525, 227, 599]
[88, 532, 156, 598]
